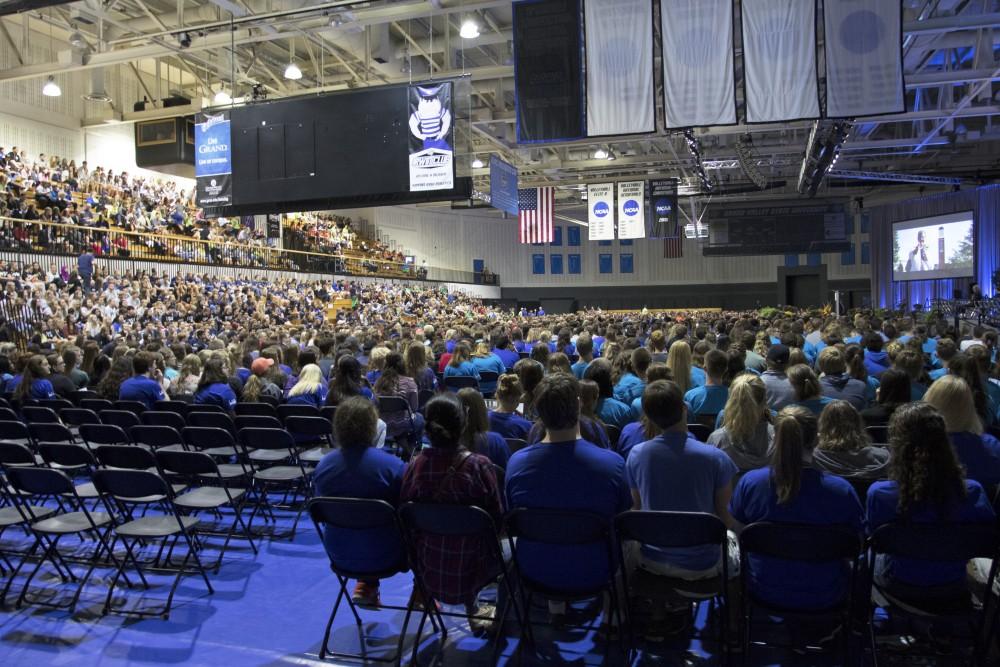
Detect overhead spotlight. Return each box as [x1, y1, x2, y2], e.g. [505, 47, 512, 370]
[460, 17, 480, 39]
[213, 89, 232, 105]
[471, 158, 484, 169]
[68, 26, 87, 49]
[42, 76, 61, 97]
[177, 31, 192, 48]
[284, 62, 302, 80]
[329, 13, 343, 27]
[593, 148, 608, 159]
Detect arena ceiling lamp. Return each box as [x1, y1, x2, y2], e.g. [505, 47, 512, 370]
[284, 40, 303, 80]
[42, 76, 62, 97]
[471, 157, 484, 169]
[213, 88, 232, 105]
[593, 147, 608, 159]
[460, 17, 481, 39]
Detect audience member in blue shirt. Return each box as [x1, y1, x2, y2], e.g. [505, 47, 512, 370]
[862, 334, 891, 379]
[684, 349, 729, 420]
[506, 373, 631, 600]
[488, 374, 532, 441]
[491, 334, 520, 371]
[866, 402, 996, 589]
[313, 396, 406, 607]
[627, 380, 740, 576]
[924, 375, 1000, 488]
[457, 387, 512, 469]
[443, 343, 481, 386]
[193, 357, 238, 413]
[613, 348, 650, 405]
[117, 352, 166, 409]
[817, 347, 868, 411]
[730, 405, 864, 610]
[571, 334, 594, 380]
[286, 364, 329, 409]
[12, 354, 58, 402]
[788, 364, 834, 415]
[470, 343, 506, 396]
[585, 358, 634, 429]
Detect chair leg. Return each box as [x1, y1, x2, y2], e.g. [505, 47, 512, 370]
[318, 583, 346, 660]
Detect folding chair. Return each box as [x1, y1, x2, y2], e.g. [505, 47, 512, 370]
[399, 501, 521, 665]
[0, 407, 18, 422]
[68, 390, 91, 406]
[235, 402, 278, 418]
[308, 497, 426, 664]
[0, 440, 41, 470]
[0, 478, 56, 590]
[505, 508, 623, 657]
[444, 375, 479, 392]
[99, 410, 141, 430]
[141, 410, 187, 431]
[605, 425, 622, 448]
[155, 449, 257, 568]
[182, 426, 240, 460]
[28, 422, 76, 446]
[283, 416, 335, 465]
[277, 404, 321, 422]
[39, 398, 73, 415]
[80, 398, 113, 413]
[320, 405, 338, 423]
[186, 411, 238, 439]
[79, 423, 132, 448]
[687, 423, 713, 443]
[61, 408, 102, 432]
[237, 427, 311, 539]
[2, 466, 118, 612]
[23, 406, 61, 424]
[478, 371, 499, 398]
[377, 396, 421, 459]
[418, 389, 434, 410]
[234, 415, 283, 432]
[130, 425, 186, 452]
[0, 420, 32, 448]
[505, 438, 528, 454]
[186, 404, 225, 414]
[153, 400, 189, 415]
[867, 522, 1000, 666]
[738, 522, 863, 662]
[114, 400, 148, 415]
[615, 511, 731, 659]
[866, 426, 889, 445]
[92, 468, 213, 618]
[37, 443, 100, 500]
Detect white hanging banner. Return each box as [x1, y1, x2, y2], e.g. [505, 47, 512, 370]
[587, 183, 615, 241]
[661, 0, 736, 128]
[742, 0, 819, 123]
[617, 181, 645, 239]
[585, 0, 655, 136]
[824, 0, 904, 118]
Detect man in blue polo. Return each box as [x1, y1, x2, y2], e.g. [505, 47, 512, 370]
[78, 248, 94, 293]
[118, 351, 166, 409]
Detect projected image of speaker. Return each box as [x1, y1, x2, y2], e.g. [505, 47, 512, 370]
[892, 212, 975, 282]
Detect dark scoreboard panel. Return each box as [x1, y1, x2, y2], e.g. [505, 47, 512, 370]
[703, 203, 851, 256]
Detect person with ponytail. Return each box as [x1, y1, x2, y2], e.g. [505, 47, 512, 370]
[374, 352, 424, 451]
[730, 406, 863, 610]
[708, 374, 774, 472]
[787, 364, 834, 415]
[457, 388, 511, 468]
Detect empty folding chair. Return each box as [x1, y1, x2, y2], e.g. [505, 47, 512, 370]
[283, 416, 335, 465]
[23, 406, 61, 424]
[277, 404, 321, 422]
[60, 408, 102, 433]
[0, 477, 56, 591]
[186, 411, 238, 439]
[114, 400, 148, 415]
[141, 410, 186, 432]
[39, 399, 73, 415]
[92, 468, 213, 619]
[235, 402, 278, 418]
[238, 427, 311, 538]
[182, 426, 241, 460]
[234, 415, 283, 432]
[0, 441, 41, 470]
[0, 407, 18, 422]
[99, 410, 141, 431]
[186, 404, 225, 415]
[37, 443, 100, 501]
[28, 422, 76, 446]
[80, 398, 113, 413]
[0, 420, 33, 448]
[444, 375, 479, 392]
[153, 400, 188, 415]
[79, 423, 132, 448]
[130, 425, 186, 453]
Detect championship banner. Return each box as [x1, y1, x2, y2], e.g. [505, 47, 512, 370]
[587, 183, 615, 241]
[407, 82, 455, 192]
[648, 179, 679, 239]
[489, 155, 519, 216]
[824, 0, 904, 117]
[584, 0, 655, 136]
[617, 181, 645, 239]
[194, 110, 232, 207]
[742, 0, 819, 123]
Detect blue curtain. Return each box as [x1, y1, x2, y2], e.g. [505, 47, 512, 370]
[869, 185, 1000, 308]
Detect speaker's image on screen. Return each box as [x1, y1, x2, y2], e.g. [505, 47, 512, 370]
[892, 212, 974, 282]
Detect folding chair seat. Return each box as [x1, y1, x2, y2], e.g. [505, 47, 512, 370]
[0, 420, 32, 448]
[80, 398, 113, 413]
[186, 411, 238, 439]
[155, 449, 257, 567]
[738, 522, 863, 662]
[61, 408, 102, 432]
[235, 402, 278, 418]
[28, 422, 75, 446]
[37, 443, 99, 499]
[444, 375, 479, 392]
[39, 399, 73, 415]
[114, 400, 148, 415]
[153, 400, 188, 415]
[181, 428, 248, 480]
[277, 404, 321, 422]
[1, 467, 116, 612]
[92, 468, 213, 618]
[79, 423, 132, 448]
[130, 425, 186, 452]
[282, 416, 334, 464]
[238, 427, 310, 538]
[141, 410, 186, 431]
[99, 410, 141, 430]
[308, 497, 424, 663]
[23, 406, 61, 424]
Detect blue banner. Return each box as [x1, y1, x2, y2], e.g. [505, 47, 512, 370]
[489, 155, 519, 215]
[195, 110, 232, 207]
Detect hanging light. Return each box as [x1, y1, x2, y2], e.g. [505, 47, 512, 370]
[213, 89, 232, 105]
[471, 158, 484, 169]
[284, 40, 303, 80]
[42, 76, 61, 97]
[460, 17, 480, 39]
[593, 148, 608, 160]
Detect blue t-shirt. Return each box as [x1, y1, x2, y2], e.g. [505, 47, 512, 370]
[488, 411, 532, 441]
[471, 355, 506, 394]
[287, 386, 329, 409]
[596, 397, 634, 429]
[626, 432, 738, 570]
[492, 348, 519, 370]
[613, 373, 645, 405]
[950, 431, 1000, 488]
[684, 385, 729, 417]
[866, 479, 995, 587]
[617, 421, 645, 457]
[690, 367, 707, 388]
[571, 360, 591, 380]
[118, 375, 165, 409]
[731, 467, 863, 610]
[313, 446, 406, 572]
[22, 379, 57, 400]
[444, 361, 480, 381]
[193, 382, 238, 412]
[506, 439, 631, 592]
[475, 431, 511, 469]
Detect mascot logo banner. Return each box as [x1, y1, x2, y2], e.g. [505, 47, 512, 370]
[408, 82, 455, 192]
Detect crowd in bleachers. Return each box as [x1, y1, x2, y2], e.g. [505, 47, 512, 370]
[1, 268, 1000, 658]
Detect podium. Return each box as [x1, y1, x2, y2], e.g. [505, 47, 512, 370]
[327, 297, 353, 320]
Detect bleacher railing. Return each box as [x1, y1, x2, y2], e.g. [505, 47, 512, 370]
[0, 216, 497, 286]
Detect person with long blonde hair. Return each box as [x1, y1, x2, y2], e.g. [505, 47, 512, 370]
[665, 340, 694, 394]
[708, 374, 774, 472]
[172, 353, 202, 397]
[287, 363, 329, 408]
[924, 375, 1000, 488]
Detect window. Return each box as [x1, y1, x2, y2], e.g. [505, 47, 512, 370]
[567, 226, 581, 246]
[620, 253, 634, 273]
[841, 245, 856, 266]
[807, 253, 821, 267]
[598, 240, 612, 247]
[568, 254, 582, 274]
[136, 119, 176, 146]
[784, 254, 799, 267]
[845, 216, 855, 235]
[620, 238, 633, 246]
[551, 226, 562, 246]
[861, 241, 870, 265]
[532, 253, 545, 274]
[860, 214, 871, 234]
[599, 253, 613, 274]
[550, 254, 563, 274]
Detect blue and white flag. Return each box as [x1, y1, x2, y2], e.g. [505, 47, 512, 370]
[617, 181, 645, 239]
[587, 183, 615, 241]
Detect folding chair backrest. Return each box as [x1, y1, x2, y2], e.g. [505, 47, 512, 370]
[739, 522, 861, 562]
[114, 400, 148, 415]
[277, 404, 320, 421]
[444, 375, 479, 391]
[99, 410, 141, 429]
[0, 396, 9, 409]
[235, 415, 283, 431]
[39, 442, 95, 468]
[479, 371, 499, 384]
[39, 399, 73, 414]
[61, 408, 101, 427]
[141, 410, 186, 431]
[182, 426, 237, 452]
[239, 427, 297, 452]
[80, 398, 113, 413]
[186, 403, 224, 414]
[155, 449, 218, 477]
[377, 395, 411, 418]
[284, 416, 333, 439]
[186, 411, 237, 436]
[615, 511, 726, 550]
[94, 467, 169, 501]
[308, 497, 407, 577]
[687, 423, 712, 443]
[95, 444, 156, 470]
[505, 438, 528, 453]
[0, 440, 36, 466]
[605, 425, 622, 447]
[154, 400, 189, 414]
[22, 406, 60, 424]
[506, 508, 611, 546]
[871, 522, 999, 561]
[866, 425, 889, 444]
[235, 402, 278, 418]
[130, 425, 184, 450]
[417, 390, 434, 409]
[80, 423, 131, 447]
[0, 407, 18, 421]
[69, 390, 91, 406]
[0, 420, 30, 441]
[400, 501, 497, 538]
[320, 406, 337, 423]
[28, 422, 74, 444]
[7, 466, 75, 496]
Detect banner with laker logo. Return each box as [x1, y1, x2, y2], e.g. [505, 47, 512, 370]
[617, 181, 645, 239]
[587, 183, 615, 241]
[408, 81, 455, 192]
[195, 109, 232, 207]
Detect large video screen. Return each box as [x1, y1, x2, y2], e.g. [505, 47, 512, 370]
[892, 211, 974, 282]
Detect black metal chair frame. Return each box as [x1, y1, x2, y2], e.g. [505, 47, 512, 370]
[237, 427, 311, 539]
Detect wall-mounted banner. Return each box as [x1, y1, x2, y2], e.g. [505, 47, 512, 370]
[194, 109, 232, 207]
[648, 179, 679, 239]
[489, 155, 519, 216]
[266, 213, 281, 239]
[408, 81, 455, 192]
[617, 181, 645, 239]
[587, 183, 615, 241]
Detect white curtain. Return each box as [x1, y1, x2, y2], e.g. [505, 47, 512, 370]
[825, 0, 904, 118]
[661, 0, 736, 128]
[742, 0, 819, 123]
[585, 0, 655, 136]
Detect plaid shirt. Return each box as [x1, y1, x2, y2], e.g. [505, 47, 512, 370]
[400, 447, 503, 605]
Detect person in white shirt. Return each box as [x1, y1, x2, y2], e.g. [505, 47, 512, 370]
[960, 326, 987, 352]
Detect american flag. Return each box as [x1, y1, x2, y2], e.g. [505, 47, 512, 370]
[664, 236, 683, 259]
[518, 187, 554, 244]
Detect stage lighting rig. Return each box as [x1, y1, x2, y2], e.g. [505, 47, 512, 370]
[735, 134, 768, 189]
[684, 129, 713, 192]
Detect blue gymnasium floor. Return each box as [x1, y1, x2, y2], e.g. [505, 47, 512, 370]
[0, 507, 979, 667]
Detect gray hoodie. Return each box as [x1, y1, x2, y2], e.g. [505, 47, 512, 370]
[812, 446, 891, 480]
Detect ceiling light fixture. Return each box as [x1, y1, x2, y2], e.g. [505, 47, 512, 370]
[42, 76, 61, 97]
[213, 89, 232, 105]
[284, 40, 303, 80]
[460, 18, 480, 39]
[471, 158, 484, 169]
[593, 148, 608, 160]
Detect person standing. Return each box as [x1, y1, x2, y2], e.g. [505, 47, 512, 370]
[78, 247, 94, 294]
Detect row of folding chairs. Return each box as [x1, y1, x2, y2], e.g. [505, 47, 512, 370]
[310, 501, 1000, 666]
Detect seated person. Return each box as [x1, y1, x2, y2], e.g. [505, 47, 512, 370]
[817, 347, 868, 411]
[708, 374, 774, 473]
[192, 357, 238, 413]
[787, 364, 834, 415]
[924, 376, 1000, 488]
[488, 374, 532, 441]
[118, 351, 166, 409]
[860, 368, 910, 430]
[613, 348, 650, 405]
[684, 349, 730, 424]
[584, 358, 634, 430]
[813, 400, 890, 481]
